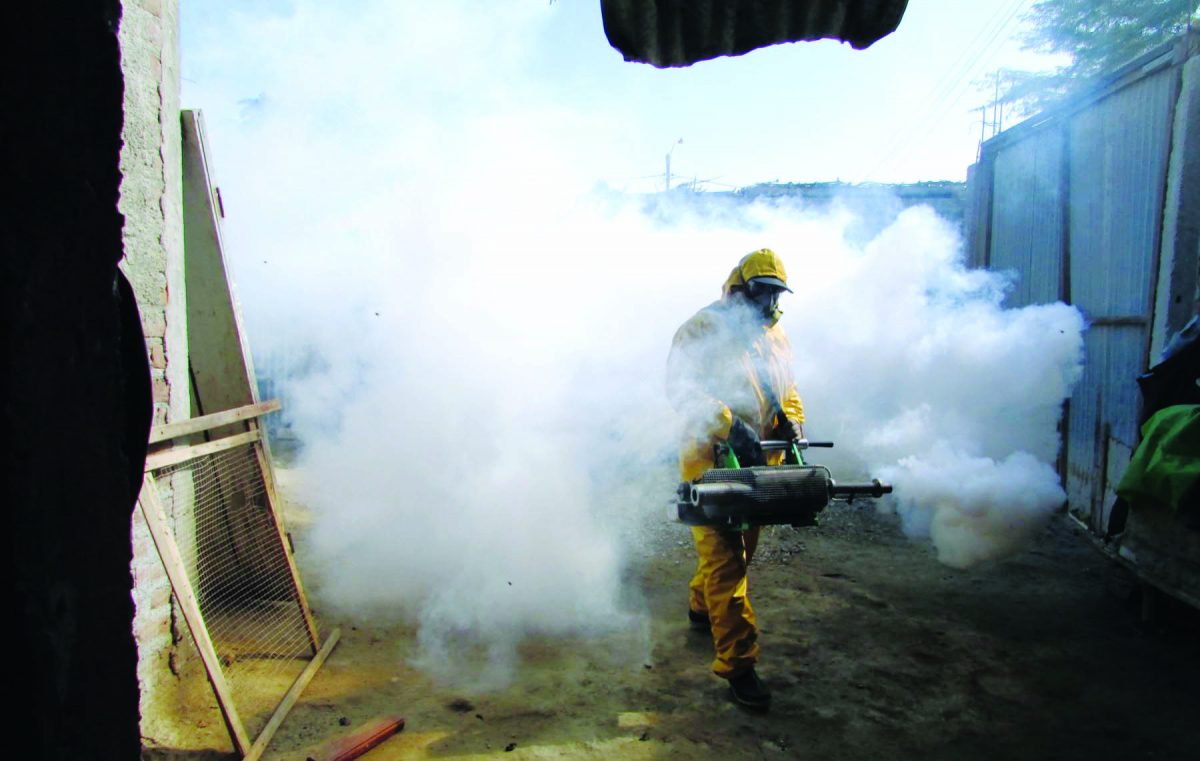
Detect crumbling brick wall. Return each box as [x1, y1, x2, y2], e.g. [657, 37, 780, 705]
[119, 0, 185, 429]
[117, 0, 196, 748]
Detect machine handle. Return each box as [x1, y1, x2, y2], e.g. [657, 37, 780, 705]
[760, 439, 834, 450]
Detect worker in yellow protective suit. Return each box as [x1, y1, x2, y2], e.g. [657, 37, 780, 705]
[666, 248, 805, 710]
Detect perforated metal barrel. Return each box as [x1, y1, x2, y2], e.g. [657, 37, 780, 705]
[689, 464, 833, 526]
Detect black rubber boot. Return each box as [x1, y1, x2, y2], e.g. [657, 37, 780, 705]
[687, 608, 710, 631]
[728, 668, 771, 710]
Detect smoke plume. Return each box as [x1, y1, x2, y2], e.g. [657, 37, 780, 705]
[182, 1, 1085, 686]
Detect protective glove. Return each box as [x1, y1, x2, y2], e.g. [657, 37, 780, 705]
[772, 416, 805, 443]
[726, 417, 765, 466]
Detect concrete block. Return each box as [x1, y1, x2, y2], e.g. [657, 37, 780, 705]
[148, 338, 166, 369]
[132, 554, 167, 585]
[132, 528, 157, 560]
[147, 581, 172, 610]
[132, 553, 161, 582]
[152, 372, 169, 403]
[134, 631, 173, 663]
[141, 308, 166, 338]
[135, 611, 171, 643]
[135, 10, 163, 48]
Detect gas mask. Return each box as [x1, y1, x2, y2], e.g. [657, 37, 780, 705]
[744, 279, 785, 320]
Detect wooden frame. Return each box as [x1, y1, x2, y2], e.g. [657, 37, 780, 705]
[246, 415, 321, 650]
[149, 399, 280, 444]
[139, 472, 253, 755]
[139, 400, 335, 758]
[245, 628, 341, 761]
[145, 429, 261, 471]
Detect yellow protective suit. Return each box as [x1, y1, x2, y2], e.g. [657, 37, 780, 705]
[666, 248, 805, 678]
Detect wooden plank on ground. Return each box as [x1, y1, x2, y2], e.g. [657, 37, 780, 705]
[138, 473, 252, 756]
[244, 628, 342, 761]
[145, 429, 260, 471]
[305, 714, 406, 761]
[149, 400, 281, 444]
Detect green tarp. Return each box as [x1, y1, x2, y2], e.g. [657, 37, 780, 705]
[1117, 404, 1200, 511]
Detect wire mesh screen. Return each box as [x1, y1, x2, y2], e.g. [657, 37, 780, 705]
[155, 441, 316, 739]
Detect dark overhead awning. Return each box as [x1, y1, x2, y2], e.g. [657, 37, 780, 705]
[600, 0, 909, 68]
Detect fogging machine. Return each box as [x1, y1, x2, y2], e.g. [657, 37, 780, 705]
[676, 439, 893, 530]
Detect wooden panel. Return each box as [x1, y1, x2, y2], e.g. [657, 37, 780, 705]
[145, 429, 260, 471]
[181, 109, 261, 425]
[149, 400, 280, 444]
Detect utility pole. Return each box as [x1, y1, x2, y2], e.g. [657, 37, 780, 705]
[665, 138, 682, 192]
[993, 71, 1003, 136]
[993, 69, 1003, 135]
[977, 106, 987, 161]
[976, 97, 1005, 162]
[975, 71, 1004, 162]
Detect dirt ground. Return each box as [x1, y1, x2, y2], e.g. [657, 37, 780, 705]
[157, 502, 1200, 760]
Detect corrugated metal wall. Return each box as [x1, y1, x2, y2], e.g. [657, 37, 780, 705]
[1064, 67, 1178, 530]
[989, 126, 1065, 307]
[971, 42, 1186, 534]
[963, 162, 992, 270]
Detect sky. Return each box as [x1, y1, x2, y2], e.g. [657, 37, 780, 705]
[181, 0, 1062, 190]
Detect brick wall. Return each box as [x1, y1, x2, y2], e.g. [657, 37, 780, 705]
[119, 0, 185, 428]
[117, 0, 198, 749]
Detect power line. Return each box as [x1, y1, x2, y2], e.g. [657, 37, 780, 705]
[863, 0, 1030, 180]
[855, 0, 1033, 182]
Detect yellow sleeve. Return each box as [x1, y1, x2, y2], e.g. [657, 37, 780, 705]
[666, 311, 734, 441]
[781, 383, 805, 426]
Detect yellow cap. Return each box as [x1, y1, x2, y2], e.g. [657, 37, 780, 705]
[721, 248, 790, 296]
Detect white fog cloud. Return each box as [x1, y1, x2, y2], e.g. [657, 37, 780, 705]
[183, 1, 1086, 688]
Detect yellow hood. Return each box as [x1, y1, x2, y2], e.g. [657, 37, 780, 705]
[721, 248, 789, 325]
[721, 248, 790, 297]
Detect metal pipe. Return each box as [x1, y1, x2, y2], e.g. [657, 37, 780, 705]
[690, 481, 753, 505]
[830, 479, 893, 499]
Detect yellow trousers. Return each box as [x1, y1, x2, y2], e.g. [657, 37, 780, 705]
[688, 525, 760, 677]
